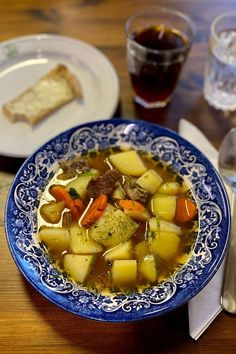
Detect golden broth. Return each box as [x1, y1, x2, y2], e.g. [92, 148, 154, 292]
[38, 148, 198, 293]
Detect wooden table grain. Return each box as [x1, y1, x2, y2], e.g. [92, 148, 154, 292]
[1, 1, 236, 353]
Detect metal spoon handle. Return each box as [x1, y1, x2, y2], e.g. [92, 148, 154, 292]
[221, 192, 236, 313]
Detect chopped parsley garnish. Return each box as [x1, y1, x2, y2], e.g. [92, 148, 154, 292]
[68, 188, 80, 200]
[148, 231, 156, 240]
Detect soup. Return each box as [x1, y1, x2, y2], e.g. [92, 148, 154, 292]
[38, 148, 198, 293]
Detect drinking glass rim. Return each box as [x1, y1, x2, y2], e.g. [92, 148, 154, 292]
[125, 7, 196, 55]
[211, 12, 236, 42]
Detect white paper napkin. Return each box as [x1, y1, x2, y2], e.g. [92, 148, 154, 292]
[179, 119, 231, 340]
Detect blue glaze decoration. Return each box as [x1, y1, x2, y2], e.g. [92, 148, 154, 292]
[5, 118, 230, 322]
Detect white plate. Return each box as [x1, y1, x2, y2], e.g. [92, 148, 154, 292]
[0, 34, 120, 158]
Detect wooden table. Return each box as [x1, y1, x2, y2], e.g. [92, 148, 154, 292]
[1, 1, 236, 353]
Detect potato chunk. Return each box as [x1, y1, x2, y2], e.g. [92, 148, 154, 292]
[139, 255, 157, 283]
[148, 231, 180, 261]
[109, 150, 147, 176]
[112, 185, 125, 199]
[64, 254, 95, 283]
[89, 205, 138, 247]
[39, 227, 69, 252]
[158, 182, 180, 195]
[69, 225, 103, 254]
[104, 240, 133, 262]
[136, 169, 163, 194]
[149, 217, 182, 235]
[134, 240, 150, 260]
[40, 200, 65, 224]
[151, 194, 176, 221]
[111, 260, 137, 287]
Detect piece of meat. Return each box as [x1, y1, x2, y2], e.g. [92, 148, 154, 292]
[123, 176, 149, 203]
[86, 169, 121, 199]
[59, 156, 90, 178]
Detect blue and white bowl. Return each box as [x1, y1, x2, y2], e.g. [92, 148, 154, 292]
[5, 118, 230, 322]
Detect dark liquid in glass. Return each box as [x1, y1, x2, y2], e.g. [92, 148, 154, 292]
[130, 25, 189, 103]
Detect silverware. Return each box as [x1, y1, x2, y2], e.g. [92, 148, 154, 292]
[219, 128, 236, 314]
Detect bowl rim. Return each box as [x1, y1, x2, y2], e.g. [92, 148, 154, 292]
[4, 118, 231, 322]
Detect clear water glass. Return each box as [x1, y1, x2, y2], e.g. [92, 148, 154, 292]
[203, 13, 236, 111]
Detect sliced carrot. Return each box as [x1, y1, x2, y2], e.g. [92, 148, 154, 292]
[175, 197, 197, 224]
[50, 185, 74, 207]
[118, 199, 145, 212]
[74, 198, 85, 212]
[50, 185, 81, 220]
[81, 194, 108, 227]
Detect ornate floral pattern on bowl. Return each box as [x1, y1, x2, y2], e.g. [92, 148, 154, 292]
[5, 118, 230, 322]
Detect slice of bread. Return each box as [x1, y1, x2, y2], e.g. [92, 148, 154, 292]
[2, 64, 83, 125]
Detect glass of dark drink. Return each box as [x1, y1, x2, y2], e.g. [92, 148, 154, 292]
[125, 8, 195, 109]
